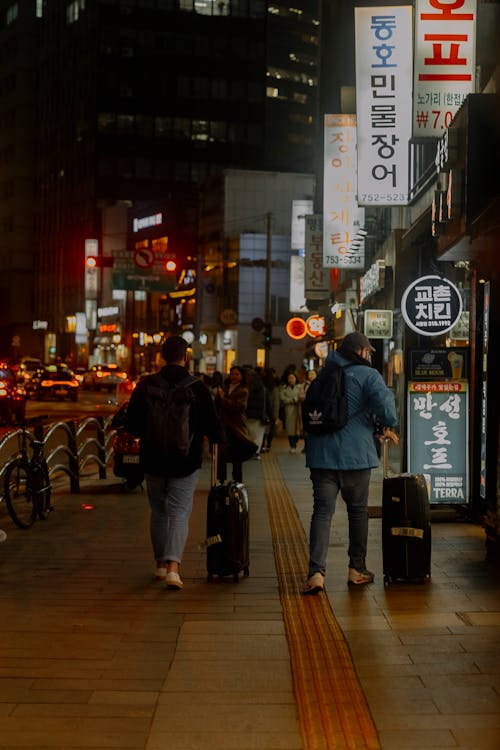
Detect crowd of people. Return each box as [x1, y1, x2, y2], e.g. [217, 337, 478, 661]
[201, 362, 318, 472]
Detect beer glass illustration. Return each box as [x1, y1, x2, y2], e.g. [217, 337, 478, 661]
[448, 351, 464, 379]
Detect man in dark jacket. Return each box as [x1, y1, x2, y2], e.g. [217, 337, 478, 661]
[125, 336, 220, 589]
[303, 332, 398, 594]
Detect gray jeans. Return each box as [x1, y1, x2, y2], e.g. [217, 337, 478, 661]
[308, 468, 371, 577]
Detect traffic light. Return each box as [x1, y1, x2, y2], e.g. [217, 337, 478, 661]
[262, 322, 272, 349]
[165, 259, 177, 272]
[86, 256, 114, 268]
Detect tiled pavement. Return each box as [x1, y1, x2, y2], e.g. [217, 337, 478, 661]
[0, 436, 500, 749]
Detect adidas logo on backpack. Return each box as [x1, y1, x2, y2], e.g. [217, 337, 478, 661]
[302, 362, 355, 434]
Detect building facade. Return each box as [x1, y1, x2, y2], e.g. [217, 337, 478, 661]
[0, 0, 320, 363]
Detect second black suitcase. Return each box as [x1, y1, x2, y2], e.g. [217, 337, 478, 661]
[382, 442, 431, 584]
[206, 447, 250, 583]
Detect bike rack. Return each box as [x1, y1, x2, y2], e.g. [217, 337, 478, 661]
[0, 414, 118, 498]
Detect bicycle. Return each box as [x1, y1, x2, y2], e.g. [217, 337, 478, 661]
[4, 415, 52, 528]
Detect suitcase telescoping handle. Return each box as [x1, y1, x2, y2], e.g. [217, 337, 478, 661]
[211, 443, 219, 486]
[382, 437, 390, 480]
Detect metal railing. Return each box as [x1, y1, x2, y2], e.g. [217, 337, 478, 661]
[0, 414, 116, 500]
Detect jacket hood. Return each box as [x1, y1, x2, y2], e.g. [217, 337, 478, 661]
[325, 350, 348, 367]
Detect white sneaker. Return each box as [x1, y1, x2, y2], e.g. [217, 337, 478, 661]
[289, 447, 297, 454]
[153, 567, 167, 580]
[165, 571, 183, 589]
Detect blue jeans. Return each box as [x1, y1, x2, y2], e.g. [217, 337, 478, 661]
[308, 468, 371, 576]
[146, 471, 200, 565]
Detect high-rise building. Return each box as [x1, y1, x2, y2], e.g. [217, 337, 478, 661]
[0, 0, 320, 361]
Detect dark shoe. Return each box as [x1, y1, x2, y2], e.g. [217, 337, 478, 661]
[302, 572, 325, 595]
[347, 568, 374, 586]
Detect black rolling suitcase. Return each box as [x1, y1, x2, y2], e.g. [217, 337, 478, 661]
[206, 445, 250, 583]
[382, 441, 431, 584]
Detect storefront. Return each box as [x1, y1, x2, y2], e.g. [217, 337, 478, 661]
[432, 94, 500, 561]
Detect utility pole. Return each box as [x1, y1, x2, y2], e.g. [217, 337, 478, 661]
[264, 212, 272, 369]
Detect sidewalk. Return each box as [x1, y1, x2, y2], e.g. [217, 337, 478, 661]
[0, 437, 499, 749]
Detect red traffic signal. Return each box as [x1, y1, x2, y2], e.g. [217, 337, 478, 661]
[165, 259, 177, 272]
[86, 256, 114, 268]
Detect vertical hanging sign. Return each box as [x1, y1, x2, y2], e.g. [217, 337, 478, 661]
[323, 115, 365, 269]
[304, 215, 330, 303]
[355, 6, 413, 206]
[413, 0, 476, 137]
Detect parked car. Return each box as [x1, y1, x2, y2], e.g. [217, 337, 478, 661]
[0, 364, 27, 424]
[18, 357, 43, 384]
[27, 365, 79, 401]
[81, 364, 128, 392]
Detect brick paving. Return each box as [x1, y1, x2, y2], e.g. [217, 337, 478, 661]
[0, 437, 499, 749]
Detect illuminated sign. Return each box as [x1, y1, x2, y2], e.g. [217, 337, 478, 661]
[306, 315, 326, 338]
[323, 115, 365, 269]
[413, 0, 476, 137]
[286, 317, 307, 340]
[291, 199, 313, 250]
[85, 239, 99, 300]
[355, 6, 413, 205]
[133, 212, 163, 233]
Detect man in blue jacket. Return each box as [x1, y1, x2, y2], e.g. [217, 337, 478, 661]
[303, 331, 398, 594]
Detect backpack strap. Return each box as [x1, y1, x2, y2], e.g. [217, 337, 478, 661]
[149, 372, 197, 392]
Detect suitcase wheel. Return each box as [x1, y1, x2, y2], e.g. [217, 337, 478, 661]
[243, 567, 249, 577]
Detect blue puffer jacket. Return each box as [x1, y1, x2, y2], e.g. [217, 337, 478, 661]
[305, 350, 398, 471]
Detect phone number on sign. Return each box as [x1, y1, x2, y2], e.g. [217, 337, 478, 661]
[361, 193, 407, 203]
[324, 256, 363, 267]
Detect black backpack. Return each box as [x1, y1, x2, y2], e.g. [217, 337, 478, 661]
[144, 373, 197, 457]
[302, 362, 354, 434]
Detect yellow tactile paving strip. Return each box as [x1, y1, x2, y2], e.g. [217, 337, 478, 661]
[263, 454, 381, 750]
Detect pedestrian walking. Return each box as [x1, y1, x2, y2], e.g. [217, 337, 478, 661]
[215, 365, 257, 482]
[261, 368, 280, 452]
[125, 336, 220, 589]
[303, 332, 398, 595]
[244, 366, 267, 459]
[279, 371, 303, 453]
[299, 369, 317, 453]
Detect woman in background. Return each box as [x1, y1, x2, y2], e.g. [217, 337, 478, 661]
[215, 366, 256, 481]
[279, 371, 302, 453]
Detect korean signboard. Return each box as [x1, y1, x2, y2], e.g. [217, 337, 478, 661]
[364, 309, 393, 339]
[413, 0, 476, 137]
[401, 275, 462, 336]
[323, 115, 365, 269]
[408, 381, 468, 505]
[409, 348, 468, 380]
[304, 215, 330, 302]
[355, 6, 412, 205]
[291, 199, 313, 251]
[289, 255, 307, 313]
